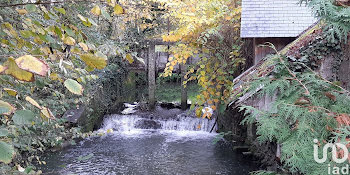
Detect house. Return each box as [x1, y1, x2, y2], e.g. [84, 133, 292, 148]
[217, 1, 350, 170]
[241, 0, 317, 64]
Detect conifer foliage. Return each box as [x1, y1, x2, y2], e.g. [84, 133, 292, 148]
[242, 53, 350, 174]
[301, 0, 350, 41]
[241, 1, 350, 174]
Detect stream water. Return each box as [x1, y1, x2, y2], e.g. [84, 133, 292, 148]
[42, 114, 257, 175]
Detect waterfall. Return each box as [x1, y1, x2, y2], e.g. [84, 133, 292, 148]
[100, 114, 216, 133]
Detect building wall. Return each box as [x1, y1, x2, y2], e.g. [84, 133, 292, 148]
[319, 42, 350, 90]
[131, 48, 200, 73]
[254, 37, 295, 64]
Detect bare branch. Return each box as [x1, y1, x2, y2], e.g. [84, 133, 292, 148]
[0, 0, 153, 8]
[0, 0, 75, 8]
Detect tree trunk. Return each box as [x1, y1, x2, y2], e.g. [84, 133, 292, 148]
[110, 17, 125, 41]
[180, 64, 188, 110]
[148, 41, 156, 110]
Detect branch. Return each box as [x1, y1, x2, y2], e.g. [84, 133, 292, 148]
[278, 57, 310, 95]
[335, 0, 350, 7]
[283, 103, 333, 114]
[0, 0, 154, 9]
[295, 62, 350, 95]
[0, 1, 75, 8]
[262, 43, 310, 95]
[0, 54, 64, 58]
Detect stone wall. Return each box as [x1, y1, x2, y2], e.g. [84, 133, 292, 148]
[318, 42, 350, 90]
[218, 94, 278, 170]
[338, 43, 350, 90]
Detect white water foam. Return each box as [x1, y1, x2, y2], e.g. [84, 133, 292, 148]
[121, 103, 138, 115]
[99, 114, 217, 137]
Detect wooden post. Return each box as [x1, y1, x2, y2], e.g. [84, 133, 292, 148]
[148, 41, 156, 110]
[247, 123, 254, 143]
[253, 38, 257, 65]
[180, 64, 188, 110]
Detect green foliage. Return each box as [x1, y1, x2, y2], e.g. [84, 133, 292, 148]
[241, 54, 350, 174]
[12, 110, 37, 125]
[0, 0, 133, 171]
[301, 0, 350, 42]
[213, 131, 232, 144]
[97, 59, 128, 101]
[64, 79, 84, 95]
[157, 73, 181, 83]
[156, 82, 199, 103]
[0, 141, 14, 164]
[0, 128, 9, 137]
[0, 0, 171, 173]
[0, 100, 15, 115]
[287, 32, 342, 77]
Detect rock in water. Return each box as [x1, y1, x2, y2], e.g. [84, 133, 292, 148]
[63, 106, 86, 123]
[134, 119, 161, 129]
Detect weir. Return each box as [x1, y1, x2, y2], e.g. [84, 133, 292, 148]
[100, 114, 217, 133]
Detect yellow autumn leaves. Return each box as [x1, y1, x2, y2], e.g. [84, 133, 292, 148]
[2, 7, 114, 95]
[0, 53, 106, 95]
[25, 96, 55, 121]
[81, 53, 108, 70]
[1, 55, 49, 82]
[0, 95, 54, 121]
[63, 36, 76, 45]
[90, 3, 124, 17]
[0, 100, 15, 115]
[76, 2, 125, 27]
[162, 44, 196, 77]
[91, 5, 101, 16]
[157, 0, 242, 119]
[16, 55, 49, 76]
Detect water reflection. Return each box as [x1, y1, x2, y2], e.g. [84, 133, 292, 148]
[42, 131, 257, 175]
[42, 115, 257, 175]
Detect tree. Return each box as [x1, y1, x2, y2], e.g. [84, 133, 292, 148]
[157, 0, 244, 118]
[301, 0, 350, 41]
[0, 0, 148, 169]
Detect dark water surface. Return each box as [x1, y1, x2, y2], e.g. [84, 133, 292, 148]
[42, 115, 257, 175]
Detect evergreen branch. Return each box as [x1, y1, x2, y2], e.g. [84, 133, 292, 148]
[283, 103, 333, 114]
[260, 42, 310, 95]
[279, 57, 310, 95]
[295, 62, 350, 95]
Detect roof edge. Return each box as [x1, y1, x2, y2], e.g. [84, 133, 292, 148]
[229, 21, 323, 107]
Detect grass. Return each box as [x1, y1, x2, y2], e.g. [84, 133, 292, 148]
[156, 82, 199, 103]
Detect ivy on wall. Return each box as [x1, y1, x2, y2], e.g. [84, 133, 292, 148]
[287, 32, 343, 81]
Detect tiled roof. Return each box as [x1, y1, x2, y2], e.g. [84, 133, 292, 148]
[241, 0, 317, 38]
[230, 22, 323, 106]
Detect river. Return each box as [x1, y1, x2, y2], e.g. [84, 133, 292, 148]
[41, 114, 257, 175]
